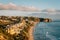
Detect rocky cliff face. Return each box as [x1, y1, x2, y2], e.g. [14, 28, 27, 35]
[0, 16, 52, 40]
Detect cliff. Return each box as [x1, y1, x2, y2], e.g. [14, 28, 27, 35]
[0, 16, 52, 40]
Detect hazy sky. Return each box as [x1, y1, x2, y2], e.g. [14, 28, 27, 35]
[0, 0, 60, 10]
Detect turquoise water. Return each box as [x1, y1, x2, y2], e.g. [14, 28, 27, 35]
[34, 22, 60, 40]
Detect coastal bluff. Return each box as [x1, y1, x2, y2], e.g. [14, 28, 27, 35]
[0, 16, 52, 40]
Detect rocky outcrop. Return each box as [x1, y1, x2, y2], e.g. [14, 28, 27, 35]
[0, 16, 52, 40]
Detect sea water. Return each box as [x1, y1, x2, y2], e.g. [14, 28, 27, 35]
[0, 10, 60, 40]
[34, 22, 60, 40]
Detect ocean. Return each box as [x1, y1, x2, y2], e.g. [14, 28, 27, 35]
[34, 22, 60, 40]
[0, 10, 60, 40]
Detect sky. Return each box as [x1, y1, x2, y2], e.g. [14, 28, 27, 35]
[0, 0, 60, 10]
[0, 0, 60, 20]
